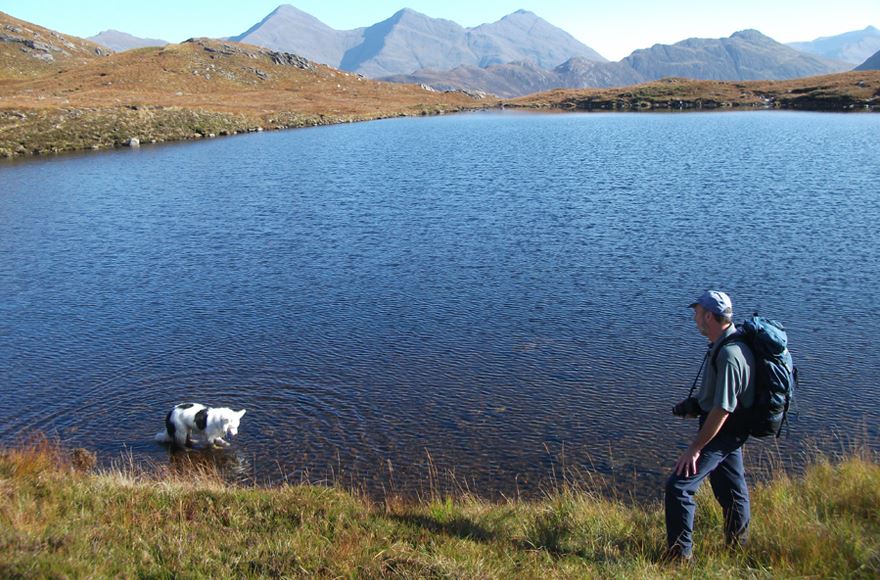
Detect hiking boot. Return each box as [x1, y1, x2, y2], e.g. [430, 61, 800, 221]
[660, 546, 694, 566]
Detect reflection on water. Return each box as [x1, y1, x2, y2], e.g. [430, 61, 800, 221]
[1, 111, 879, 499]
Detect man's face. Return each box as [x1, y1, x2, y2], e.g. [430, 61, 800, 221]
[692, 305, 710, 337]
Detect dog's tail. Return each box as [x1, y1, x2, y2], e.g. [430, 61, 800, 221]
[155, 410, 175, 443]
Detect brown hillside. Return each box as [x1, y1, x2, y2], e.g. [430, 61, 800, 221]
[0, 26, 488, 157]
[0, 37, 483, 116]
[0, 11, 111, 80]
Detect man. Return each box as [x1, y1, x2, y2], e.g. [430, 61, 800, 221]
[665, 290, 755, 562]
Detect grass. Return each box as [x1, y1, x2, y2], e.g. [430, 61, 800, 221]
[1, 436, 878, 578]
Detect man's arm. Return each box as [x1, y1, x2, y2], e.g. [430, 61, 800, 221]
[674, 407, 730, 477]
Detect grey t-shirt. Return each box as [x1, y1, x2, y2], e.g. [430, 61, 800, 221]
[697, 325, 755, 414]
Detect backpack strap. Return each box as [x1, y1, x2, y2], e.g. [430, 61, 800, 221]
[710, 331, 744, 372]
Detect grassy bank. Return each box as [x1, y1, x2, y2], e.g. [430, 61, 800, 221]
[505, 72, 880, 112]
[1, 440, 877, 578]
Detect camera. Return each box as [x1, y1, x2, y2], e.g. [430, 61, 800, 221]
[672, 396, 702, 417]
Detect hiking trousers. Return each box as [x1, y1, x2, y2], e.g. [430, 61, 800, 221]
[665, 427, 750, 557]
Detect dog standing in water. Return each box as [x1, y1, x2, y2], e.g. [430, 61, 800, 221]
[155, 403, 246, 448]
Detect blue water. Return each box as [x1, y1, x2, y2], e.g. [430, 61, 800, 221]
[1, 111, 878, 497]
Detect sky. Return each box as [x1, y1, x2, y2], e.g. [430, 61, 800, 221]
[2, 1, 879, 61]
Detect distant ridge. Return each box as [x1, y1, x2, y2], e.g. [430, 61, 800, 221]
[231, 5, 606, 77]
[788, 26, 880, 65]
[88, 30, 168, 52]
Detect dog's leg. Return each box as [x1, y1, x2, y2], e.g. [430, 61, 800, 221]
[185, 428, 194, 448]
[174, 429, 188, 448]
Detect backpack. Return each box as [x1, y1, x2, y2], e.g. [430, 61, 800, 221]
[712, 315, 798, 438]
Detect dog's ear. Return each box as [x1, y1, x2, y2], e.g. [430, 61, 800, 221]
[238, 409, 246, 418]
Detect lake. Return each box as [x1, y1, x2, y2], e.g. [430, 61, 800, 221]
[1, 111, 878, 498]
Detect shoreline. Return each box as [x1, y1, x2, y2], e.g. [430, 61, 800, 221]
[0, 103, 486, 160]
[2, 94, 878, 162]
[503, 71, 880, 113]
[1, 439, 877, 577]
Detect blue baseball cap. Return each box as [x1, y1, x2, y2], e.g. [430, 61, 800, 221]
[689, 290, 733, 319]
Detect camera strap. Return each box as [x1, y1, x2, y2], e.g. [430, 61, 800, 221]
[687, 347, 711, 398]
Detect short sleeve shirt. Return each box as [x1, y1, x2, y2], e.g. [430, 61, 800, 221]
[697, 325, 755, 414]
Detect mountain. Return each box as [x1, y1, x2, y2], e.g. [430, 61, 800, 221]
[788, 26, 880, 65]
[232, 5, 606, 77]
[88, 30, 168, 52]
[466, 9, 606, 67]
[385, 30, 853, 97]
[383, 59, 644, 99]
[229, 4, 362, 67]
[855, 48, 880, 70]
[0, 10, 110, 79]
[623, 30, 849, 81]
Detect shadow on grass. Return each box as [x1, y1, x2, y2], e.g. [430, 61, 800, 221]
[389, 513, 496, 543]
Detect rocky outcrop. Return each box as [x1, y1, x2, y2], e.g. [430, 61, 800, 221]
[1, 18, 111, 59]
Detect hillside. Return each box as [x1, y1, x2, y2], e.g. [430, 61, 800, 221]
[504, 72, 880, 112]
[0, 11, 111, 80]
[0, 22, 487, 158]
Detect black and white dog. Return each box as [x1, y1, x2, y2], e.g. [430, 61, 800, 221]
[155, 403, 246, 448]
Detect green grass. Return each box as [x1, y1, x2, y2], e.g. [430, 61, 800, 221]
[1, 437, 878, 578]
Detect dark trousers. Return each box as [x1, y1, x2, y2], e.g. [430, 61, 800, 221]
[665, 427, 750, 557]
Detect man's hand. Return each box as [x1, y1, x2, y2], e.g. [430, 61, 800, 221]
[675, 446, 701, 477]
[673, 407, 730, 478]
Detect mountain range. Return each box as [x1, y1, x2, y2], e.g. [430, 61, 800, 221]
[226, 5, 857, 96]
[385, 30, 852, 98]
[788, 26, 880, 65]
[231, 5, 606, 77]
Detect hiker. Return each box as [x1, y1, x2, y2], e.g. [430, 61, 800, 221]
[665, 290, 755, 562]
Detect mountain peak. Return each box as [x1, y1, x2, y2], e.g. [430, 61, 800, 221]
[271, 4, 311, 17]
[731, 29, 772, 42]
[389, 7, 431, 22]
[507, 9, 538, 18]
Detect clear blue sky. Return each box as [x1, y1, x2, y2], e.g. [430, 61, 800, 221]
[2, 1, 878, 61]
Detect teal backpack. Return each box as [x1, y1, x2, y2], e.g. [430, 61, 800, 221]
[713, 315, 798, 438]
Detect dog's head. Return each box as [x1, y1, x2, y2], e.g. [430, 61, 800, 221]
[223, 409, 246, 437]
